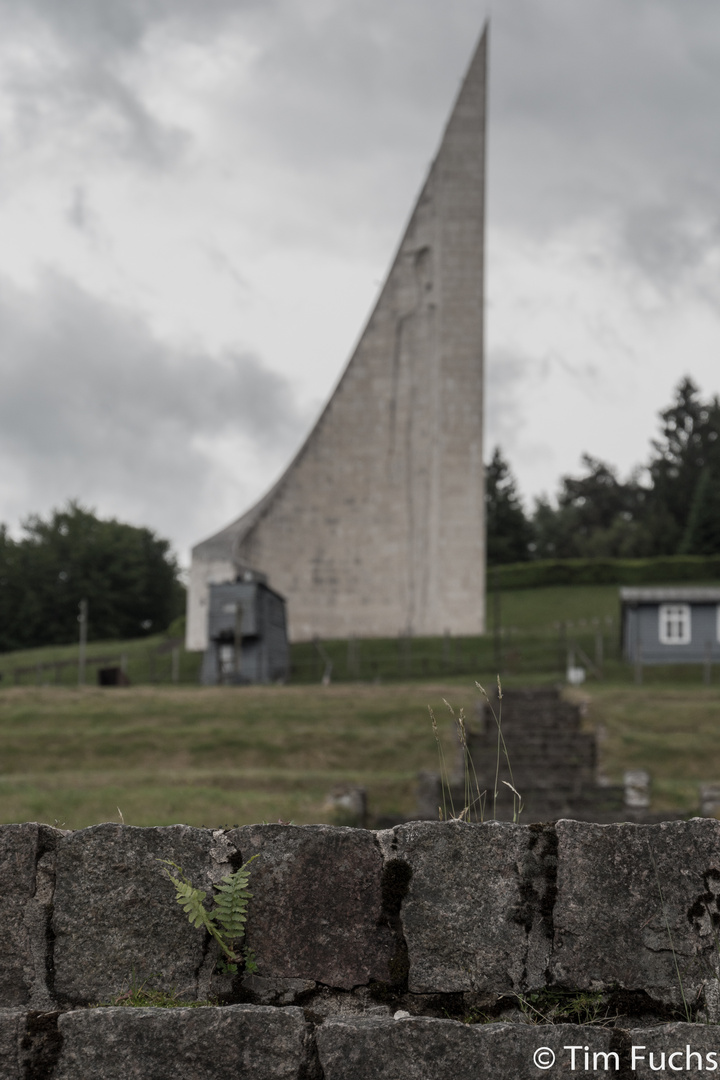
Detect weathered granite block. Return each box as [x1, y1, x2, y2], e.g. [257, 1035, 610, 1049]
[0, 1009, 26, 1080]
[0, 824, 62, 1006]
[55, 1005, 307, 1080]
[628, 1023, 720, 1077]
[378, 821, 556, 994]
[229, 825, 394, 989]
[19, 1010, 63, 1079]
[551, 819, 720, 1005]
[317, 1017, 616, 1080]
[0, 1009, 65, 1080]
[52, 824, 213, 1004]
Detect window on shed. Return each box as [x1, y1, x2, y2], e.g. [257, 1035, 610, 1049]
[658, 603, 691, 645]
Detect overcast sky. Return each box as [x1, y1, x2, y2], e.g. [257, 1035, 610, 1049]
[2, 0, 719, 564]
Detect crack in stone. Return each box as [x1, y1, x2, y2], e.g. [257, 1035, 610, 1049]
[21, 1011, 62, 1080]
[24, 827, 62, 1011]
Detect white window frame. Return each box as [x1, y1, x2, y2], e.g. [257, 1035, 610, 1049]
[658, 603, 691, 645]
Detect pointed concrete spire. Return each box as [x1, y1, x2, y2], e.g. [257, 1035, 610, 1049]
[188, 26, 488, 645]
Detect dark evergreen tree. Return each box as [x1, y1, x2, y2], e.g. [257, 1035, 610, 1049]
[678, 468, 720, 555]
[485, 448, 534, 564]
[645, 377, 720, 555]
[0, 527, 24, 652]
[531, 495, 573, 559]
[508, 378, 720, 563]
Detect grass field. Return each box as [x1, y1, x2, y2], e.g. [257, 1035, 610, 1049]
[576, 685, 720, 815]
[487, 583, 620, 631]
[0, 682, 474, 829]
[0, 679, 717, 829]
[0, 633, 201, 687]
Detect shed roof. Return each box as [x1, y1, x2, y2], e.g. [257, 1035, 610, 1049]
[620, 587, 720, 604]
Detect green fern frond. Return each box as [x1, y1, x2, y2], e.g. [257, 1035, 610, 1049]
[214, 856, 258, 939]
[158, 854, 259, 965]
[168, 877, 213, 931]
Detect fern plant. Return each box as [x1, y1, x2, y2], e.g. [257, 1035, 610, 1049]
[160, 855, 259, 975]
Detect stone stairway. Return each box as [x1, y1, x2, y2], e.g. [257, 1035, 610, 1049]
[418, 687, 672, 823]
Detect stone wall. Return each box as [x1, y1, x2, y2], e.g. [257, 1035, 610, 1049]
[4, 818, 720, 1078]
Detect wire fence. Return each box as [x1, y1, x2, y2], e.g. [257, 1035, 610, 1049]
[288, 618, 622, 684]
[1, 640, 203, 688]
[3, 616, 715, 687]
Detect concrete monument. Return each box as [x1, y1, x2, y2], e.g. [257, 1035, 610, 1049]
[188, 27, 488, 647]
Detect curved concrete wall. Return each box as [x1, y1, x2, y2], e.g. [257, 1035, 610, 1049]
[188, 28, 487, 647]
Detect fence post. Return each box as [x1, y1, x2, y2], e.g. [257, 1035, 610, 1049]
[78, 599, 88, 686]
[397, 630, 412, 678]
[634, 644, 643, 685]
[443, 630, 451, 673]
[346, 635, 359, 679]
[633, 610, 642, 685]
[313, 638, 333, 685]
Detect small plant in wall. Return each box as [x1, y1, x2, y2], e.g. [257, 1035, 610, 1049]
[160, 855, 259, 976]
[430, 676, 523, 823]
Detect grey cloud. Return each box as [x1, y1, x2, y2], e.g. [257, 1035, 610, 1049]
[0, 3, 200, 169]
[77, 62, 189, 167]
[0, 272, 310, 554]
[618, 203, 720, 294]
[485, 348, 537, 458]
[5, 0, 720, 270]
[488, 0, 720, 288]
[485, 346, 589, 496]
[5, 52, 189, 170]
[0, 0, 256, 57]
[193, 2, 493, 246]
[0, 1, 274, 172]
[194, 0, 720, 293]
[67, 187, 89, 232]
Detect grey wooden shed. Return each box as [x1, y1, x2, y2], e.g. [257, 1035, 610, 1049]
[620, 587, 720, 665]
[200, 572, 289, 685]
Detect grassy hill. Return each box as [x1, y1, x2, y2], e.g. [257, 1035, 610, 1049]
[0, 679, 716, 829]
[2, 581, 717, 686]
[0, 682, 469, 829]
[0, 632, 201, 688]
[1, 573, 717, 830]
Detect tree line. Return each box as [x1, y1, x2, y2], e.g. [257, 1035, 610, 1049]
[487, 377, 720, 565]
[2, 376, 716, 654]
[0, 503, 185, 653]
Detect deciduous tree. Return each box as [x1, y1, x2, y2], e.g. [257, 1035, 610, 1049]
[0, 503, 185, 651]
